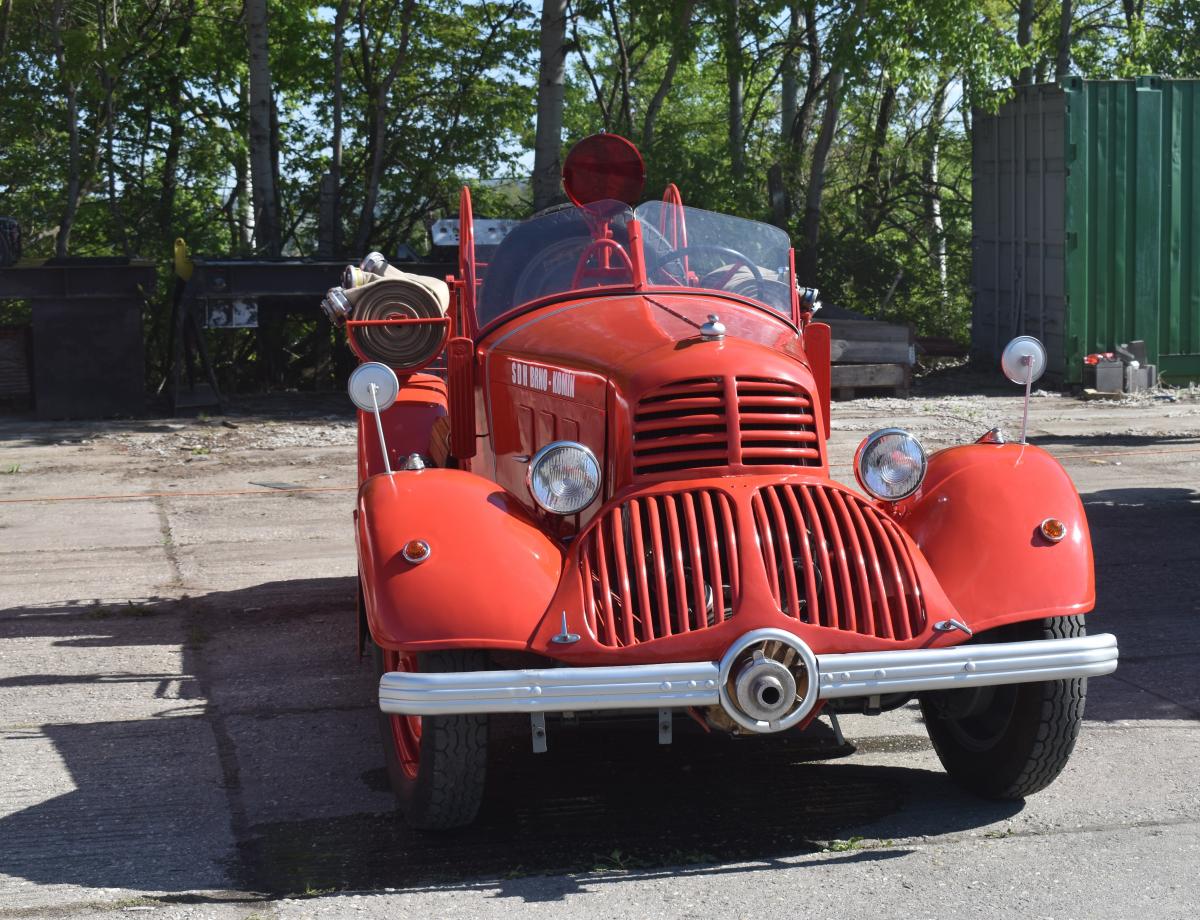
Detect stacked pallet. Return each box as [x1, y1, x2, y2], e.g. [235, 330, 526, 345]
[819, 306, 915, 399]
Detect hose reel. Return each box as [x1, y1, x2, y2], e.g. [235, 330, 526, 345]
[321, 253, 450, 372]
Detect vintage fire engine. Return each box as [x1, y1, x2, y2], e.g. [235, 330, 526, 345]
[321, 134, 1118, 829]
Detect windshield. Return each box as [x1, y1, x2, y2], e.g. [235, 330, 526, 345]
[475, 200, 794, 328]
[477, 201, 636, 326]
[635, 202, 793, 314]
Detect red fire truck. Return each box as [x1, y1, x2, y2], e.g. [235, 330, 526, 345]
[324, 134, 1118, 829]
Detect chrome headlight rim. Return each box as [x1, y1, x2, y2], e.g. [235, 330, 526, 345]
[854, 427, 927, 502]
[525, 440, 602, 515]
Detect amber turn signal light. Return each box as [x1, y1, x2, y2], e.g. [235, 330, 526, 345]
[1039, 518, 1067, 543]
[402, 539, 431, 564]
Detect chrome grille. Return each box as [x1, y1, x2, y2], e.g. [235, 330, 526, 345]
[751, 484, 925, 639]
[581, 489, 740, 648]
[632, 376, 820, 475]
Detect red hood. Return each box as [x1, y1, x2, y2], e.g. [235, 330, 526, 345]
[479, 292, 825, 509]
[479, 292, 810, 395]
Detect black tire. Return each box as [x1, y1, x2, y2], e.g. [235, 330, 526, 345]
[373, 645, 489, 830]
[919, 615, 1088, 799]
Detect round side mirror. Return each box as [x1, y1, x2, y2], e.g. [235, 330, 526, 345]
[348, 362, 400, 412]
[1001, 336, 1047, 385]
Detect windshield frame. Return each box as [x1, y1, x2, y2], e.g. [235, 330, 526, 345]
[474, 280, 799, 342]
[471, 202, 800, 339]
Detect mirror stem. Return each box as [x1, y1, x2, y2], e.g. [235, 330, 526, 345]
[369, 383, 393, 474]
[1020, 356, 1033, 445]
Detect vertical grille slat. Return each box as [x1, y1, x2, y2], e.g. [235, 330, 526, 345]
[581, 488, 739, 648]
[663, 494, 690, 633]
[797, 486, 838, 630]
[751, 484, 925, 641]
[765, 487, 802, 622]
[882, 515, 926, 638]
[681, 493, 708, 632]
[592, 519, 618, 646]
[698, 491, 726, 629]
[783, 486, 821, 626]
[751, 492, 782, 606]
[609, 507, 637, 647]
[645, 495, 673, 640]
[633, 376, 821, 475]
[627, 498, 655, 642]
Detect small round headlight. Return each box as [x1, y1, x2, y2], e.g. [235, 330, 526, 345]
[854, 428, 927, 502]
[527, 441, 602, 515]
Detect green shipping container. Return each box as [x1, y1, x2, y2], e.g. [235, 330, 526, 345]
[972, 77, 1200, 384]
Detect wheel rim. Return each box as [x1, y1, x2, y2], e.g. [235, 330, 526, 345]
[384, 649, 422, 780]
[941, 684, 1019, 752]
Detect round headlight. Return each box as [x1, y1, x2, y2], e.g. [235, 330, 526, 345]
[527, 441, 602, 515]
[854, 428, 927, 502]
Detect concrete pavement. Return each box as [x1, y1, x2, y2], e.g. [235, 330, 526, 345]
[1, 391, 1197, 918]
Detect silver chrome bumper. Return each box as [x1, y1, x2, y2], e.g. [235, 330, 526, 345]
[379, 632, 1118, 717]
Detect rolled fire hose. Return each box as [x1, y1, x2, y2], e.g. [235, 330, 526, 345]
[340, 271, 450, 369]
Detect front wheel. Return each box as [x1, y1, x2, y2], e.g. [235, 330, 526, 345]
[919, 615, 1088, 799]
[373, 645, 489, 829]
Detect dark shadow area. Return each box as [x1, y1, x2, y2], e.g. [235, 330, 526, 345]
[5, 474, 1196, 899]
[0, 576, 1022, 898]
[231, 740, 1015, 898]
[1081, 486, 1200, 721]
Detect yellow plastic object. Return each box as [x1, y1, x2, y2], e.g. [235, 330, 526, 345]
[173, 238, 194, 281]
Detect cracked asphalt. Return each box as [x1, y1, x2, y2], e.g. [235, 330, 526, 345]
[1, 385, 1198, 919]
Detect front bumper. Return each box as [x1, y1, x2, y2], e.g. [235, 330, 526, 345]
[379, 630, 1119, 726]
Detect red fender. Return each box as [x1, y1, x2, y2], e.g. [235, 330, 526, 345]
[896, 443, 1095, 633]
[357, 469, 564, 651]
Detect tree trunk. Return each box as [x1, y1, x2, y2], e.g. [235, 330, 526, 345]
[642, 0, 695, 153]
[862, 77, 895, 234]
[605, 0, 633, 136]
[1, 0, 14, 65]
[355, 0, 417, 255]
[798, 68, 844, 282]
[50, 0, 79, 258]
[1055, 0, 1073, 77]
[780, 3, 802, 144]
[246, 0, 280, 256]
[1017, 0, 1035, 85]
[159, 7, 193, 244]
[725, 0, 745, 182]
[795, 3, 822, 151]
[532, 0, 568, 213]
[95, 1, 128, 255]
[330, 0, 350, 255]
[925, 77, 949, 301]
[245, 0, 280, 256]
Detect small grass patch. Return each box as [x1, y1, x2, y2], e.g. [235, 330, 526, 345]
[825, 836, 865, 852]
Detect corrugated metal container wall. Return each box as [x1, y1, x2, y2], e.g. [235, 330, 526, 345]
[972, 77, 1200, 384]
[971, 85, 1069, 377]
[1065, 76, 1200, 382]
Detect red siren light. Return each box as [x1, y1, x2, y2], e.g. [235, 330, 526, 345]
[562, 134, 646, 208]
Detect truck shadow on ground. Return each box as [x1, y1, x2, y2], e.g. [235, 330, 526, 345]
[2, 482, 1195, 897]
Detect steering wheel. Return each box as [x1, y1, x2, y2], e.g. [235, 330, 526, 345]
[571, 237, 635, 289]
[650, 244, 766, 300]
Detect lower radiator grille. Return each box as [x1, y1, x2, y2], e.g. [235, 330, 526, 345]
[751, 484, 925, 639]
[581, 490, 740, 648]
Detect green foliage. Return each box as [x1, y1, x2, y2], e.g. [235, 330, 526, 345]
[0, 0, 1193, 379]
